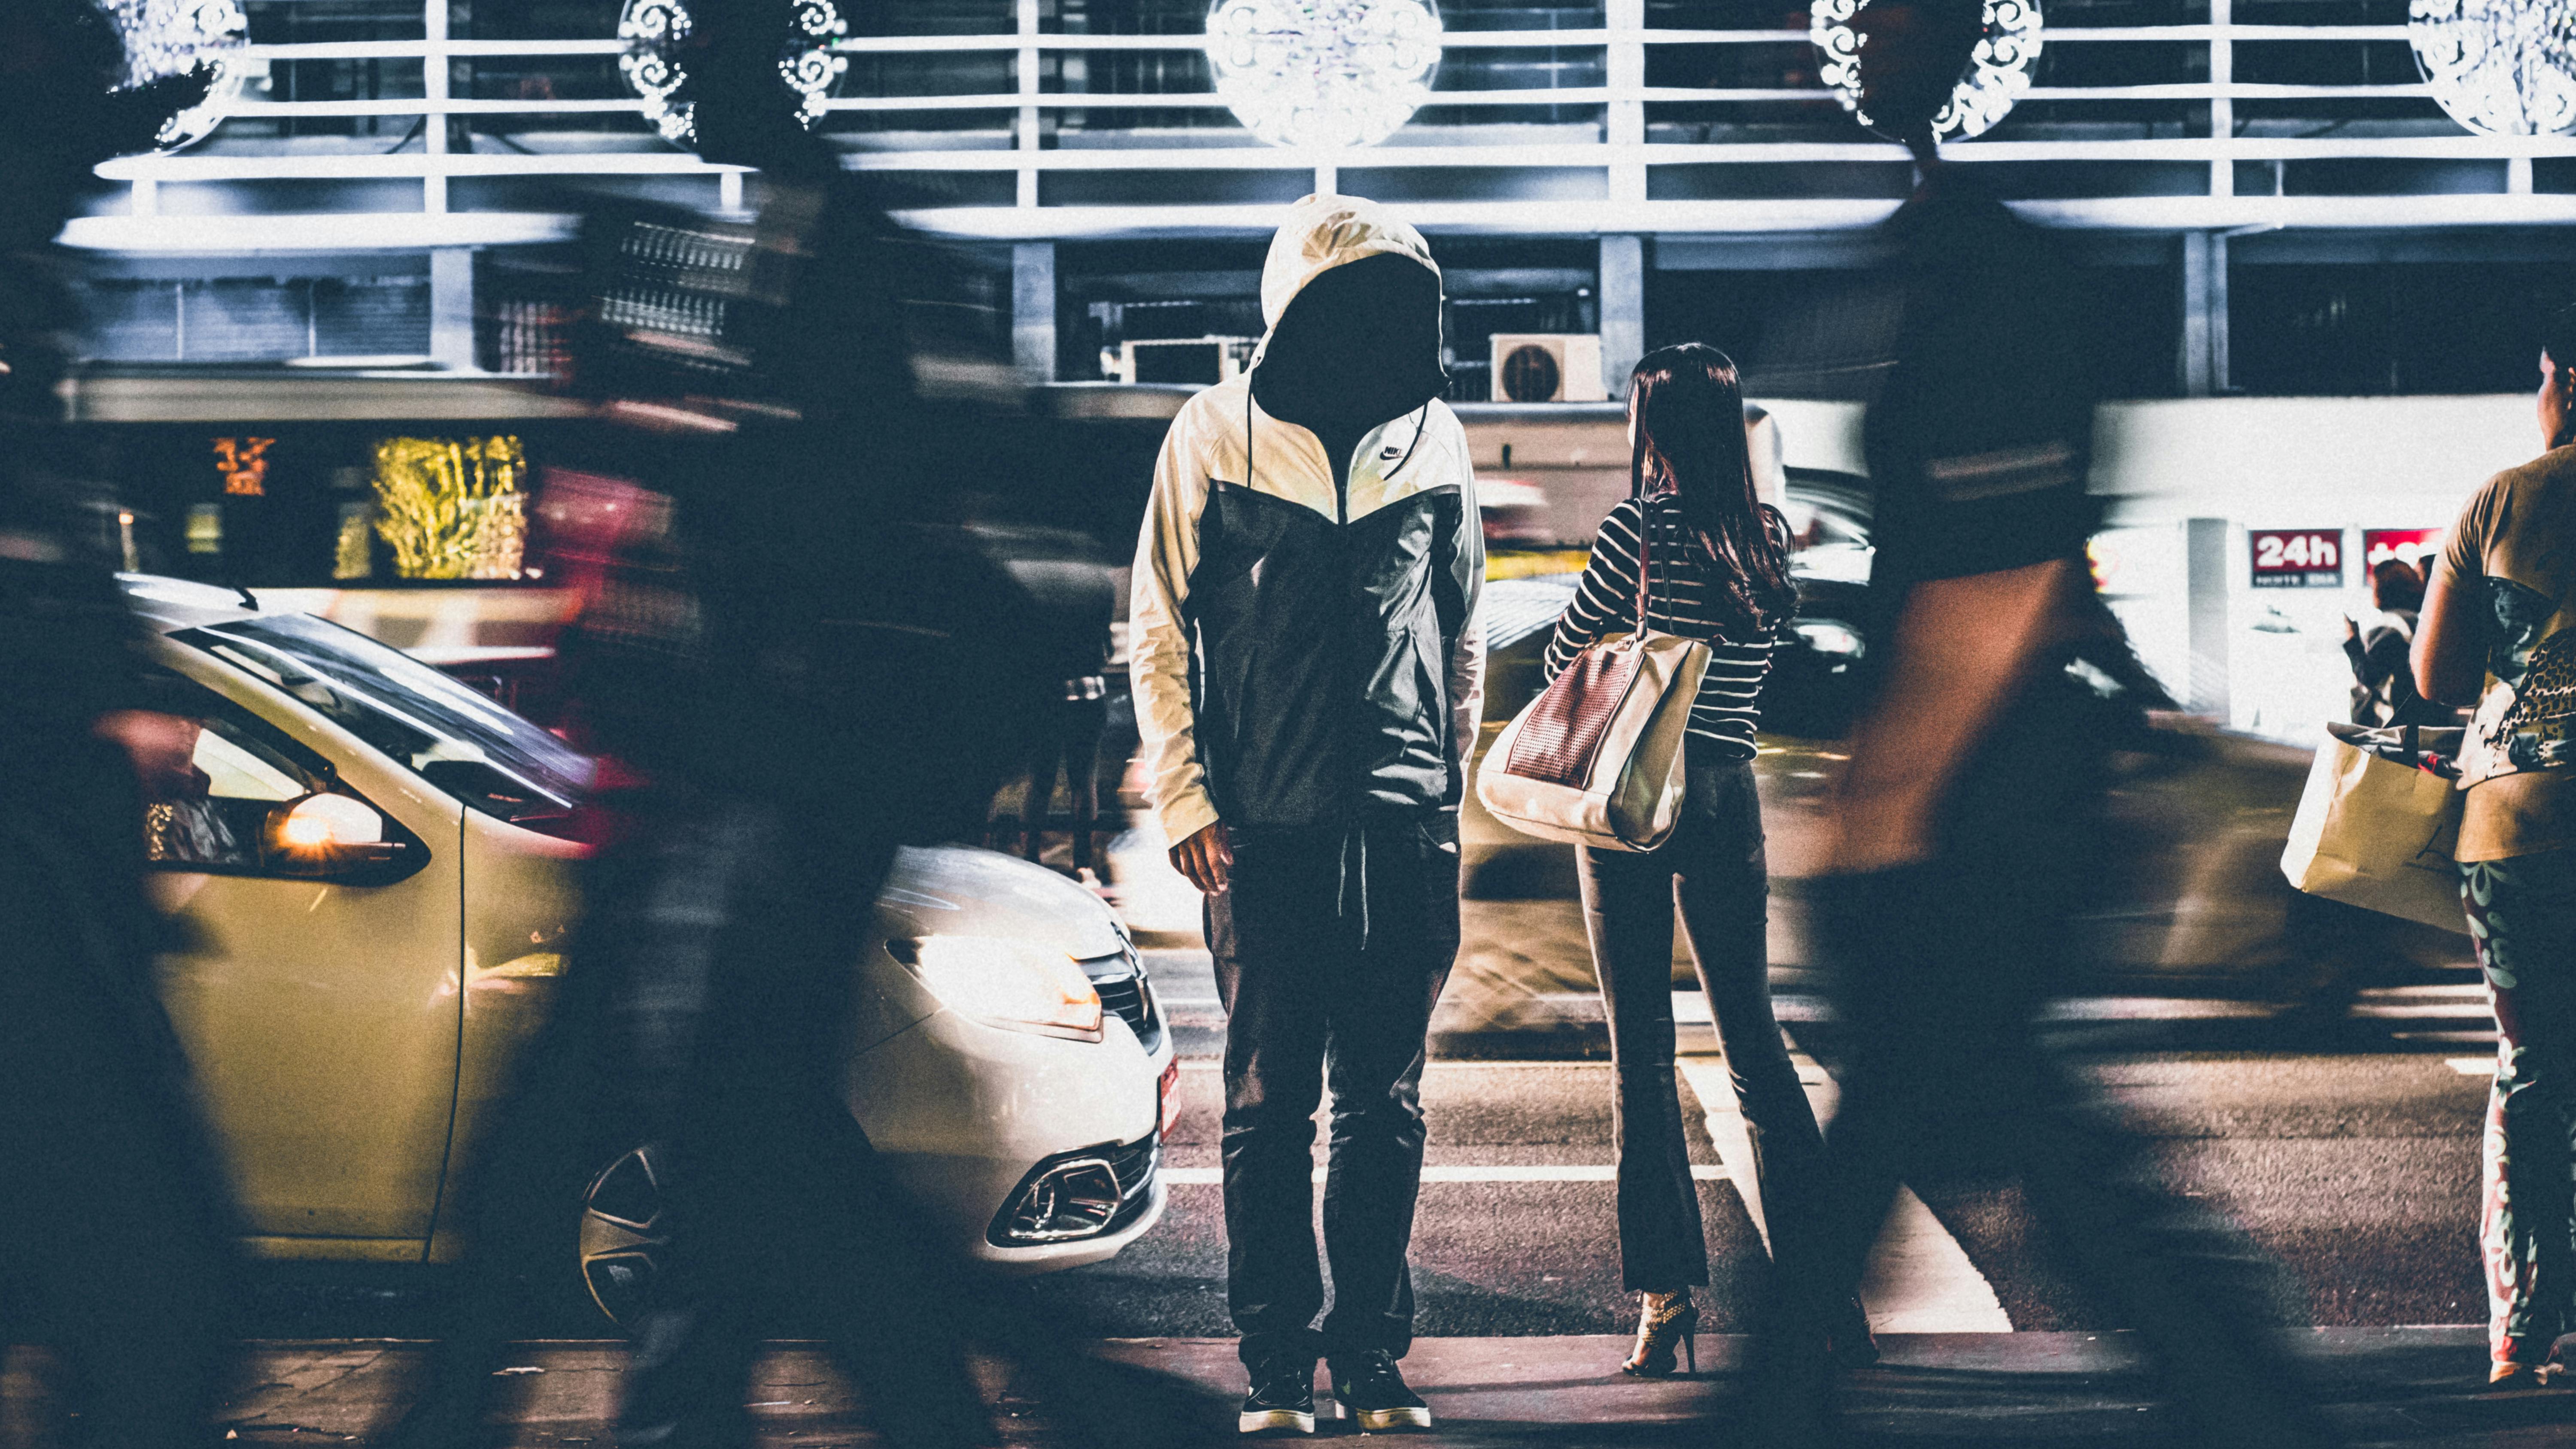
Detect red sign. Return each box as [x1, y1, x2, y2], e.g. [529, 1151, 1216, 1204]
[2249, 527, 2343, 588]
[2362, 527, 2441, 571]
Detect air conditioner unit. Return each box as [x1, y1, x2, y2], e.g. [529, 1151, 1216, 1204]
[1110, 336, 1258, 387]
[1489, 334, 1607, 403]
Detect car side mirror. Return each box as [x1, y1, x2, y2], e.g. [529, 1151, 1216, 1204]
[262, 793, 426, 885]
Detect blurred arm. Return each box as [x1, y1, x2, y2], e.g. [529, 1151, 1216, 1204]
[1832, 557, 2077, 872]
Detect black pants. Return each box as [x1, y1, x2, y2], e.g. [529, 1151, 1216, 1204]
[1750, 690, 2334, 1448]
[1022, 695, 1106, 872]
[1577, 754, 1836, 1300]
[1209, 812, 1462, 1368]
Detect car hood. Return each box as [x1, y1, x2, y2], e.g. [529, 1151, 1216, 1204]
[877, 845, 1126, 960]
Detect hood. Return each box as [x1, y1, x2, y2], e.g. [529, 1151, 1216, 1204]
[1257, 193, 1443, 336]
[1251, 194, 1449, 433]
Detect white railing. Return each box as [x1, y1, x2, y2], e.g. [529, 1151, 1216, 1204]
[76, 2, 2560, 244]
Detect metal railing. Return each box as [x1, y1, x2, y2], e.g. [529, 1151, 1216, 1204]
[73, 0, 2572, 244]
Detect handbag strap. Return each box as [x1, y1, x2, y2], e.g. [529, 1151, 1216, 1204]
[1635, 493, 1668, 639]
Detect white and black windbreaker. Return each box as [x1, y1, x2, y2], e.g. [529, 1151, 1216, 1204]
[1129, 194, 1485, 845]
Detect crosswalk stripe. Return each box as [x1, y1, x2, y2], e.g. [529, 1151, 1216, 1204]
[1676, 1046, 2014, 1334]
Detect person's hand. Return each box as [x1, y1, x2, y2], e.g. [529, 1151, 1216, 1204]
[2342, 615, 2360, 643]
[1170, 822, 1233, 895]
[94, 709, 202, 800]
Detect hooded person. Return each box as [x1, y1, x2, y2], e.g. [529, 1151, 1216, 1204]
[1129, 194, 1483, 1435]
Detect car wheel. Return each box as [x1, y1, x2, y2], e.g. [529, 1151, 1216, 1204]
[577, 1144, 667, 1327]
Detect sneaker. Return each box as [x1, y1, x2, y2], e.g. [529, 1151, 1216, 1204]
[1329, 1350, 1433, 1432]
[1239, 1356, 1317, 1436]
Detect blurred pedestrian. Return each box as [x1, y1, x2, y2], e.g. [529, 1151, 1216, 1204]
[1740, 3, 2340, 1444]
[0, 6, 239, 1447]
[2412, 302, 2576, 1388]
[376, 9, 1206, 1447]
[1537, 343, 1871, 1378]
[1129, 192, 1482, 1435]
[2344, 558, 2444, 728]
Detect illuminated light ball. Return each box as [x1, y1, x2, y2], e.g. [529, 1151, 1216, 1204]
[1205, 0, 1444, 151]
[103, 0, 250, 151]
[1810, 0, 2043, 142]
[618, 0, 850, 148]
[2409, 0, 2576, 136]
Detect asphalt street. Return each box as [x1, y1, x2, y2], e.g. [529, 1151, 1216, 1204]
[1026, 937, 2497, 1344]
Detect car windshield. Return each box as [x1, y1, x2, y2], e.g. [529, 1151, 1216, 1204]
[173, 614, 592, 823]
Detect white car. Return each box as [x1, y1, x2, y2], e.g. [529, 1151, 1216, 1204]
[118, 576, 1172, 1321]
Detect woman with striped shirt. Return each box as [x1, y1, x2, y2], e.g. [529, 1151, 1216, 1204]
[1541, 343, 1870, 1378]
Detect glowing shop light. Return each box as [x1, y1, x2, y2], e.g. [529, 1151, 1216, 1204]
[1205, 0, 1444, 150]
[1810, 0, 2042, 142]
[103, 0, 249, 151]
[2409, 0, 2576, 136]
[619, 0, 850, 148]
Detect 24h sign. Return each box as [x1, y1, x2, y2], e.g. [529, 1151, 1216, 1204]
[2249, 528, 2344, 589]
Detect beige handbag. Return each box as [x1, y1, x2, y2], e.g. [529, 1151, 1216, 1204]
[1477, 505, 1710, 852]
[2280, 721, 2467, 931]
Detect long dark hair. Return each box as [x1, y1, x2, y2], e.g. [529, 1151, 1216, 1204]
[1627, 343, 1798, 631]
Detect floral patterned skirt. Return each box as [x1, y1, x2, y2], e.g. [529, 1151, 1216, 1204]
[2461, 851, 2576, 1370]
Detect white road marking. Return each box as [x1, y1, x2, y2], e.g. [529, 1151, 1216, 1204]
[2450, 1056, 2498, 1076]
[1157, 1165, 1728, 1185]
[1677, 1044, 2013, 1334]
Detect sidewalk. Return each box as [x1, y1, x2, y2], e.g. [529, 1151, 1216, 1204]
[9, 1330, 2565, 1447]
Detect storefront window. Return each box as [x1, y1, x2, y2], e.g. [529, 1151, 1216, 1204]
[370, 435, 529, 581]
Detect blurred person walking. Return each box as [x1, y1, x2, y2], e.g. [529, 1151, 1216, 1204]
[2412, 303, 2576, 1388]
[1537, 344, 1871, 1378]
[1741, 2, 2340, 1444]
[2345, 558, 2445, 728]
[374, 8, 1209, 1448]
[1130, 193, 1483, 1435]
[0, 5, 240, 1446]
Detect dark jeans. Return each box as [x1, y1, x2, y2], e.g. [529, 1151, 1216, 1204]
[1750, 688, 2334, 1448]
[1022, 694, 1107, 872]
[1577, 753, 1833, 1298]
[1209, 812, 1463, 1368]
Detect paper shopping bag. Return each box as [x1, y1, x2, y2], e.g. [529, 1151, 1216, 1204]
[2280, 723, 2467, 931]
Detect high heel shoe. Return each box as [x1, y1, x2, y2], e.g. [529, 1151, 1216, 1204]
[1622, 1290, 1700, 1378]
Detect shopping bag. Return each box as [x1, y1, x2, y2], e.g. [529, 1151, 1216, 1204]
[2279, 722, 2467, 931]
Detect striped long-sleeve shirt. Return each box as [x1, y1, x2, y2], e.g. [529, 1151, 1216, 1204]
[1540, 494, 1779, 760]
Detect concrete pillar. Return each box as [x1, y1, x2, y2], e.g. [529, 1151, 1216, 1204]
[429, 247, 475, 370]
[1599, 233, 1645, 398]
[1013, 240, 1057, 384]
[2179, 232, 2229, 398]
[2185, 516, 2232, 719]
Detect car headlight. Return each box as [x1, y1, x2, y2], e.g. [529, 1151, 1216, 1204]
[894, 935, 1104, 1041]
